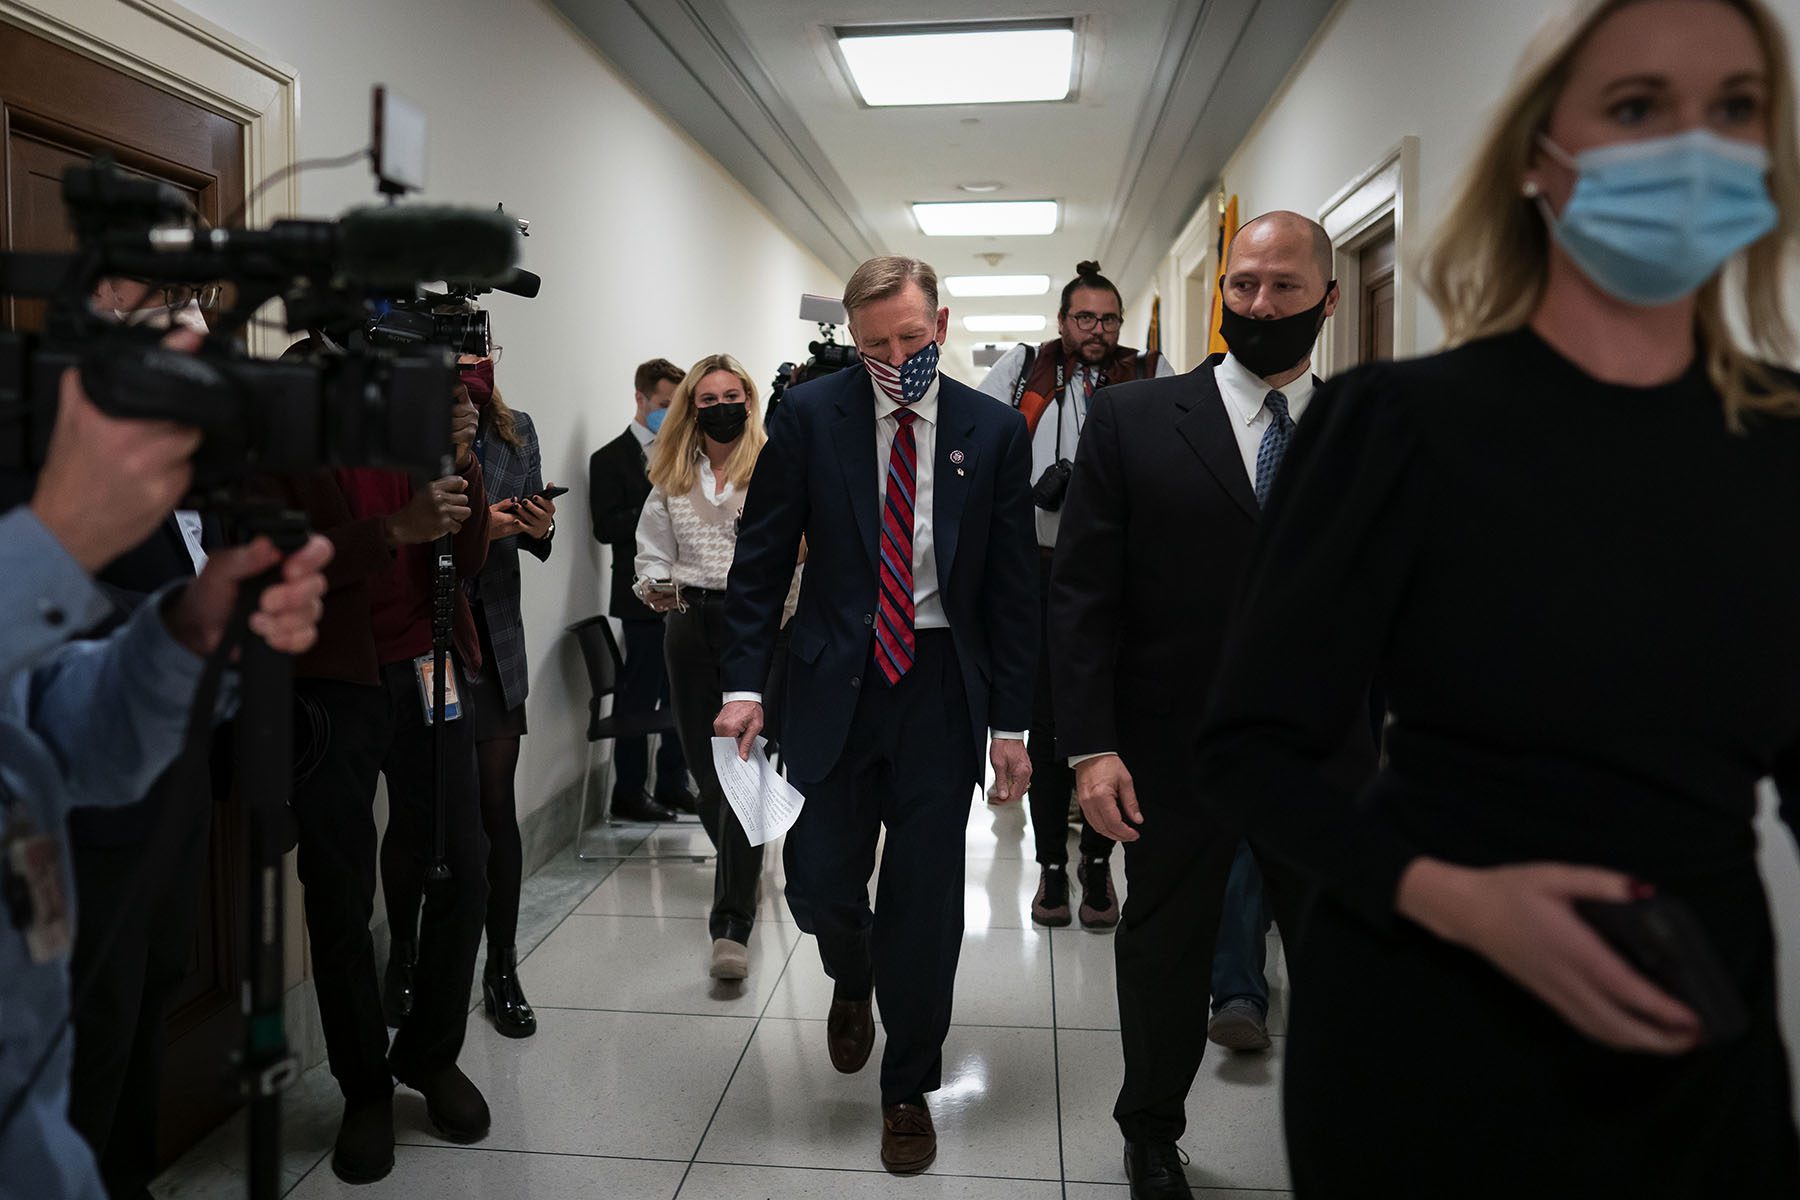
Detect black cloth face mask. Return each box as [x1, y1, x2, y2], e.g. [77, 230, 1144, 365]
[1217, 279, 1335, 379]
[696, 402, 750, 443]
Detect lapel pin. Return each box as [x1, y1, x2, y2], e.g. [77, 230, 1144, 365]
[950, 450, 965, 465]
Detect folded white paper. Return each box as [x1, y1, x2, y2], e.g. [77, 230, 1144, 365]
[709, 736, 806, 847]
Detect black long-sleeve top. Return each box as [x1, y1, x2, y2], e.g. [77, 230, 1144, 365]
[1195, 327, 1800, 929]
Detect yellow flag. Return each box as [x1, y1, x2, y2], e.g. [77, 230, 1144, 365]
[1206, 193, 1238, 357]
[1145, 294, 1161, 356]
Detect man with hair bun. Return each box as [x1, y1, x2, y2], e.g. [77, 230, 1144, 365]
[977, 261, 1173, 931]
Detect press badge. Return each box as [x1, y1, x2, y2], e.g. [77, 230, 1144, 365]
[413, 655, 463, 724]
[4, 809, 71, 964]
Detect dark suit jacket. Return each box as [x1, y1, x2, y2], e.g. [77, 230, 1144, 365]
[721, 365, 1039, 783]
[473, 410, 551, 711]
[588, 426, 655, 621]
[1050, 355, 1374, 788]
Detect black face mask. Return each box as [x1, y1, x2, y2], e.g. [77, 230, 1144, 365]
[696, 402, 749, 443]
[1217, 279, 1335, 379]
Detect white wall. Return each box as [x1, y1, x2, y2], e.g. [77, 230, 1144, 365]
[175, 0, 841, 829]
[1133, 0, 1800, 1108]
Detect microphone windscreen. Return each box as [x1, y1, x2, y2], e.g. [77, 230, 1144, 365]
[337, 206, 520, 287]
[493, 268, 541, 299]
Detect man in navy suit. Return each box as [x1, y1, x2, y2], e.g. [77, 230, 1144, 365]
[715, 256, 1038, 1176]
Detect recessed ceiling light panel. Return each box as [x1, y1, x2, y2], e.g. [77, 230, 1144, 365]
[836, 22, 1075, 108]
[913, 200, 1058, 237]
[944, 274, 1052, 298]
[963, 314, 1048, 333]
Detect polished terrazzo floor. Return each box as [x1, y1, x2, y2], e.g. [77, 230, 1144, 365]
[153, 801, 1292, 1199]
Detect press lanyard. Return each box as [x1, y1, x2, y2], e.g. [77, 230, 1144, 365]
[1053, 354, 1105, 459]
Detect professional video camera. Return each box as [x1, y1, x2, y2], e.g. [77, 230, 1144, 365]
[0, 156, 522, 490]
[364, 206, 541, 355]
[769, 292, 858, 419]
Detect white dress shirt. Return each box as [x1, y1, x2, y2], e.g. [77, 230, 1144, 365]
[873, 374, 947, 631]
[725, 371, 1020, 740]
[1068, 352, 1315, 769]
[629, 419, 654, 450]
[1212, 351, 1316, 481]
[172, 509, 208, 575]
[976, 343, 1176, 548]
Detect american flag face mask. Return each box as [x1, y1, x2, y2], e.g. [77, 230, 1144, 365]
[864, 339, 940, 407]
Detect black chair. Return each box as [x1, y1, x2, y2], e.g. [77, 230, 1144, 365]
[566, 615, 707, 862]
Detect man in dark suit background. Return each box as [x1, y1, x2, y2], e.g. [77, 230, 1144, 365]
[1051, 212, 1376, 1200]
[715, 256, 1038, 1176]
[588, 357, 695, 822]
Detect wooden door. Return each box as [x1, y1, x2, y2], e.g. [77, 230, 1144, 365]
[1358, 231, 1396, 365]
[0, 20, 248, 1163]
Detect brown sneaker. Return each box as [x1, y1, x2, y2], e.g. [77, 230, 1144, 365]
[1077, 857, 1120, 930]
[1031, 865, 1073, 927]
[880, 1100, 937, 1175]
[827, 996, 874, 1073]
[709, 938, 749, 981]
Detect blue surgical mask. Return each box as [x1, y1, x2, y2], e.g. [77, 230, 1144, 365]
[645, 407, 667, 434]
[1536, 129, 1777, 307]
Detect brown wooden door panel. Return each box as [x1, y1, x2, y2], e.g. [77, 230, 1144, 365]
[1356, 227, 1397, 366]
[0, 17, 248, 1166]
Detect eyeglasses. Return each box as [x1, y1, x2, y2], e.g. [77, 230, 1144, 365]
[1068, 311, 1122, 332]
[134, 281, 225, 312]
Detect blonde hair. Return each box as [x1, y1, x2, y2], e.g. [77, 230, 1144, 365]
[843, 255, 939, 318]
[647, 353, 767, 495]
[1420, 0, 1800, 423]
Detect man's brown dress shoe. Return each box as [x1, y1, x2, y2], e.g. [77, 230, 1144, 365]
[827, 996, 874, 1073]
[880, 1100, 936, 1174]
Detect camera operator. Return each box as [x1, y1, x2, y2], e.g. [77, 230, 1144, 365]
[0, 339, 332, 1200]
[265, 346, 493, 1186]
[58, 277, 234, 1200]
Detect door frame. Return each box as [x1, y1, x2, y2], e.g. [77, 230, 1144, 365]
[1316, 135, 1419, 377]
[0, 0, 297, 357]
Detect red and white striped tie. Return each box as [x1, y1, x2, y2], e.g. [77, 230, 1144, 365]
[874, 410, 918, 684]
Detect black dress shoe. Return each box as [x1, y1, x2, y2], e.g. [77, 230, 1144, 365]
[382, 939, 416, 1028]
[483, 945, 537, 1038]
[611, 790, 677, 822]
[1124, 1140, 1194, 1199]
[332, 1093, 395, 1184]
[392, 1062, 491, 1143]
[655, 788, 700, 816]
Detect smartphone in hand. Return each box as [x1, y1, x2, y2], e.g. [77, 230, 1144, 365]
[1575, 895, 1748, 1043]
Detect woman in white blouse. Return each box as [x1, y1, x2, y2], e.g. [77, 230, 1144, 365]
[634, 353, 790, 983]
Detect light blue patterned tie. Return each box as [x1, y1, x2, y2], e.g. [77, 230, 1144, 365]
[1253, 390, 1292, 509]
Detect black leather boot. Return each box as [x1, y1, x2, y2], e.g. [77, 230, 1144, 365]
[483, 945, 537, 1038]
[382, 938, 416, 1028]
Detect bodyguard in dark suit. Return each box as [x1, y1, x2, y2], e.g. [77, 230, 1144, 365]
[716, 257, 1038, 1176]
[1051, 213, 1375, 1199]
[588, 358, 693, 821]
